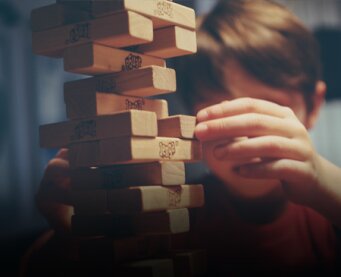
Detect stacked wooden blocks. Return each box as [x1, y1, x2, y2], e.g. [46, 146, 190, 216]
[32, 0, 206, 276]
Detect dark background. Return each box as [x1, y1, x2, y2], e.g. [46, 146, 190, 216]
[1, 0, 341, 275]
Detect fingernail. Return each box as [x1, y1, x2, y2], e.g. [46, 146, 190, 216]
[194, 123, 208, 138]
[214, 145, 227, 159]
[197, 110, 209, 122]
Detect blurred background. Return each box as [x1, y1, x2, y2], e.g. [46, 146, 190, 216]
[1, 0, 341, 275]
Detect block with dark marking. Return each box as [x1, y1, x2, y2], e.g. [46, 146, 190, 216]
[64, 66, 176, 98]
[65, 92, 168, 120]
[158, 115, 196, 139]
[32, 11, 153, 57]
[39, 110, 157, 148]
[91, 0, 196, 30]
[72, 185, 204, 214]
[69, 136, 202, 168]
[70, 162, 185, 190]
[64, 43, 166, 75]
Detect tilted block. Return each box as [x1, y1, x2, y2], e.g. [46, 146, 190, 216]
[64, 43, 165, 75]
[91, 0, 196, 30]
[65, 92, 168, 120]
[32, 11, 153, 57]
[69, 136, 202, 168]
[40, 110, 157, 148]
[31, 3, 91, 32]
[137, 26, 197, 58]
[158, 115, 196, 139]
[70, 162, 185, 190]
[64, 66, 176, 97]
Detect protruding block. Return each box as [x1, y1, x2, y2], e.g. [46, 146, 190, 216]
[65, 92, 169, 120]
[69, 137, 202, 168]
[39, 110, 157, 148]
[118, 259, 174, 277]
[64, 43, 166, 75]
[72, 185, 204, 214]
[71, 162, 185, 190]
[158, 115, 196, 139]
[92, 0, 196, 30]
[137, 26, 197, 58]
[173, 250, 207, 277]
[72, 209, 190, 236]
[30, 4, 91, 32]
[107, 185, 205, 214]
[32, 11, 153, 57]
[64, 66, 176, 97]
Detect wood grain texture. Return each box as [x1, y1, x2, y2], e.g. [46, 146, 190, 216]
[32, 11, 153, 57]
[70, 162, 185, 190]
[92, 0, 196, 30]
[64, 66, 176, 97]
[63, 43, 165, 75]
[158, 115, 196, 139]
[65, 92, 168, 120]
[39, 110, 157, 148]
[137, 26, 197, 58]
[69, 136, 202, 168]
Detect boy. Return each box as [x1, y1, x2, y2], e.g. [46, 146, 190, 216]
[35, 0, 341, 275]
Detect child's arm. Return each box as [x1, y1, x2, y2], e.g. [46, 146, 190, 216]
[194, 97, 341, 228]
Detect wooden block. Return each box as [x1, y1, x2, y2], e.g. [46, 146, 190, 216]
[65, 92, 168, 120]
[92, 0, 196, 30]
[172, 250, 207, 277]
[72, 185, 204, 215]
[64, 66, 176, 97]
[30, 4, 91, 32]
[64, 43, 166, 75]
[79, 235, 170, 264]
[70, 162, 185, 190]
[39, 110, 157, 148]
[158, 115, 196, 139]
[32, 11, 153, 57]
[136, 209, 190, 234]
[71, 209, 189, 236]
[107, 185, 205, 214]
[137, 26, 197, 58]
[79, 236, 149, 264]
[56, 0, 93, 12]
[118, 259, 174, 277]
[69, 136, 202, 168]
[72, 185, 204, 214]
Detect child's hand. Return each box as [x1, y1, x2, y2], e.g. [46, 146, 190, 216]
[36, 149, 73, 235]
[194, 97, 322, 206]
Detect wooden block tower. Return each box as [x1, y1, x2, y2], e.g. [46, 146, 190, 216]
[32, 0, 206, 276]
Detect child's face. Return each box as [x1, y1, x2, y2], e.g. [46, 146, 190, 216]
[194, 61, 311, 200]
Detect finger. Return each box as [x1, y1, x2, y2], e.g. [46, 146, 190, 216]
[195, 113, 298, 141]
[236, 159, 313, 184]
[196, 97, 295, 122]
[56, 148, 69, 160]
[214, 136, 311, 161]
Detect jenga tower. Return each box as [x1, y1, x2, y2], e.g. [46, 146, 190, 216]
[32, 0, 206, 276]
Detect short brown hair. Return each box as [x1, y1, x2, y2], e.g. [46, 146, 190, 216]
[176, 0, 322, 112]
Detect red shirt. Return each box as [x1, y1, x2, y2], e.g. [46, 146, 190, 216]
[187, 176, 340, 276]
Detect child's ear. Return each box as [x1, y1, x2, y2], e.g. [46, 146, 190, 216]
[306, 80, 327, 129]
